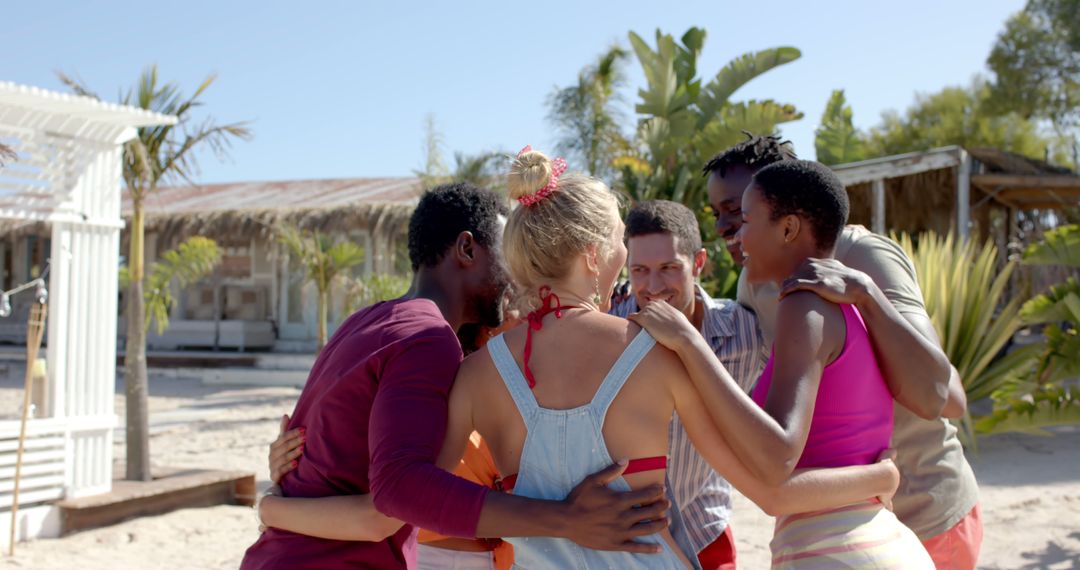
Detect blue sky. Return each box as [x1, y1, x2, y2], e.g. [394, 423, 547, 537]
[7, 0, 1024, 184]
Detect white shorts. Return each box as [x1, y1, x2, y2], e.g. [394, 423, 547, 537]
[415, 543, 495, 570]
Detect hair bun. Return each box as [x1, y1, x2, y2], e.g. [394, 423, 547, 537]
[508, 149, 553, 201]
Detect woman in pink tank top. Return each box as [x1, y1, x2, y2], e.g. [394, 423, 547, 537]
[634, 160, 932, 569]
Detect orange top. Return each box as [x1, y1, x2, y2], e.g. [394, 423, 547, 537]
[417, 432, 513, 570]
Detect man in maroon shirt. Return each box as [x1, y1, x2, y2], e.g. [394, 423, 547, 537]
[242, 183, 670, 569]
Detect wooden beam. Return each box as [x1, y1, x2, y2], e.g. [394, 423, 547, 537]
[834, 147, 960, 186]
[957, 150, 972, 240]
[871, 179, 886, 234]
[1006, 201, 1080, 210]
[995, 188, 1080, 199]
[972, 174, 1080, 190]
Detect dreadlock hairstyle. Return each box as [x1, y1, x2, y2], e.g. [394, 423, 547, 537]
[701, 132, 798, 178]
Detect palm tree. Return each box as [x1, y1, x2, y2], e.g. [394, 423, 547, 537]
[59, 66, 251, 481]
[616, 28, 802, 208]
[815, 90, 868, 166]
[120, 236, 223, 335]
[277, 224, 365, 351]
[547, 45, 630, 181]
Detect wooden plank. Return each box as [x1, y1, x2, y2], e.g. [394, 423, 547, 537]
[1005, 200, 1080, 210]
[0, 462, 64, 480]
[0, 487, 62, 509]
[972, 174, 1080, 190]
[0, 449, 65, 466]
[0, 437, 65, 454]
[0, 474, 65, 493]
[957, 150, 972, 240]
[995, 188, 1080, 200]
[834, 147, 960, 186]
[57, 469, 256, 535]
[871, 179, 886, 234]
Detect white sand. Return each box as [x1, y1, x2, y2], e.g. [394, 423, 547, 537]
[0, 369, 1075, 569]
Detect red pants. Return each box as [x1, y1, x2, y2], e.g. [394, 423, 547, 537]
[697, 525, 736, 570]
[921, 504, 983, 570]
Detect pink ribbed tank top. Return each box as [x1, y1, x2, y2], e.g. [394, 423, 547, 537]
[751, 303, 893, 469]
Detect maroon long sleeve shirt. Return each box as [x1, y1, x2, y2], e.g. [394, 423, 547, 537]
[241, 298, 489, 569]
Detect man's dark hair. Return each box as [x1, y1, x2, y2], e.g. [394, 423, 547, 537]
[624, 200, 702, 257]
[407, 182, 509, 271]
[702, 132, 798, 178]
[752, 160, 849, 252]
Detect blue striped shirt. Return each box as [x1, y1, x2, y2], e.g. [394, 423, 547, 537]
[612, 284, 768, 552]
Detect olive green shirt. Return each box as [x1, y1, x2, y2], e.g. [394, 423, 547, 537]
[736, 225, 979, 540]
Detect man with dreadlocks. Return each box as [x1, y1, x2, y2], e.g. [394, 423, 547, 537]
[702, 133, 982, 570]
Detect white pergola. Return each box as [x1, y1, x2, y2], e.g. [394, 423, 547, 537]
[0, 82, 174, 541]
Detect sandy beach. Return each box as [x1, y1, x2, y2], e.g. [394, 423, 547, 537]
[0, 369, 1075, 569]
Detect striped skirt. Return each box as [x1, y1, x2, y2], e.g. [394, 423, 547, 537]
[769, 501, 934, 569]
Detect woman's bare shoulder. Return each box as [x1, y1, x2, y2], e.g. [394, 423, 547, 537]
[775, 291, 846, 356]
[456, 342, 501, 389]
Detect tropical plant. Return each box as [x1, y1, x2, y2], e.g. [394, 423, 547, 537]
[417, 113, 448, 187]
[120, 236, 222, 335]
[278, 224, 365, 351]
[416, 115, 508, 192]
[866, 79, 1064, 163]
[615, 28, 802, 209]
[342, 273, 411, 318]
[448, 151, 508, 192]
[547, 45, 630, 182]
[896, 232, 1030, 446]
[976, 225, 1080, 435]
[546, 28, 799, 298]
[815, 90, 868, 166]
[987, 0, 1080, 134]
[0, 143, 14, 165]
[59, 66, 251, 481]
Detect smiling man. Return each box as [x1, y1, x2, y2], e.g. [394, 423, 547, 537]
[611, 199, 768, 569]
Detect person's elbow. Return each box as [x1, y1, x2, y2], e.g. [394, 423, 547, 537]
[906, 385, 948, 420]
[892, 365, 951, 420]
[750, 451, 799, 488]
[747, 486, 784, 517]
[369, 517, 406, 542]
[367, 460, 401, 517]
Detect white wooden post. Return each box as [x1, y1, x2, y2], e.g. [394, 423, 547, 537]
[0, 84, 174, 527]
[48, 143, 126, 498]
[871, 178, 886, 234]
[957, 149, 972, 240]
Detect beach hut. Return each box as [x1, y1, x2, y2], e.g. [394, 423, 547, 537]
[129, 178, 419, 352]
[0, 82, 174, 543]
[832, 145, 1080, 241]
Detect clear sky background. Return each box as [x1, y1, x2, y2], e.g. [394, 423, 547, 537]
[6, 0, 1025, 184]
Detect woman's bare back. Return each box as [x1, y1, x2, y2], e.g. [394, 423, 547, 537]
[458, 310, 676, 488]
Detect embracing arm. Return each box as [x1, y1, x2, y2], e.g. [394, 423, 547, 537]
[781, 250, 961, 420]
[259, 494, 402, 541]
[665, 346, 897, 516]
[374, 335, 674, 552]
[786, 265, 954, 418]
[631, 295, 836, 485]
[447, 353, 671, 552]
[256, 416, 403, 541]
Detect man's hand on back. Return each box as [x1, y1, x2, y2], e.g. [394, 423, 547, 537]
[559, 461, 671, 553]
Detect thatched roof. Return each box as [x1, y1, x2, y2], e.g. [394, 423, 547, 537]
[126, 177, 422, 244]
[834, 146, 1080, 237]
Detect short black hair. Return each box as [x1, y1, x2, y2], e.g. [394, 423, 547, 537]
[751, 160, 849, 252]
[624, 200, 702, 257]
[702, 132, 797, 178]
[407, 182, 510, 271]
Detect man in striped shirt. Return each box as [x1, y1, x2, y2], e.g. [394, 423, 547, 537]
[611, 200, 769, 569]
